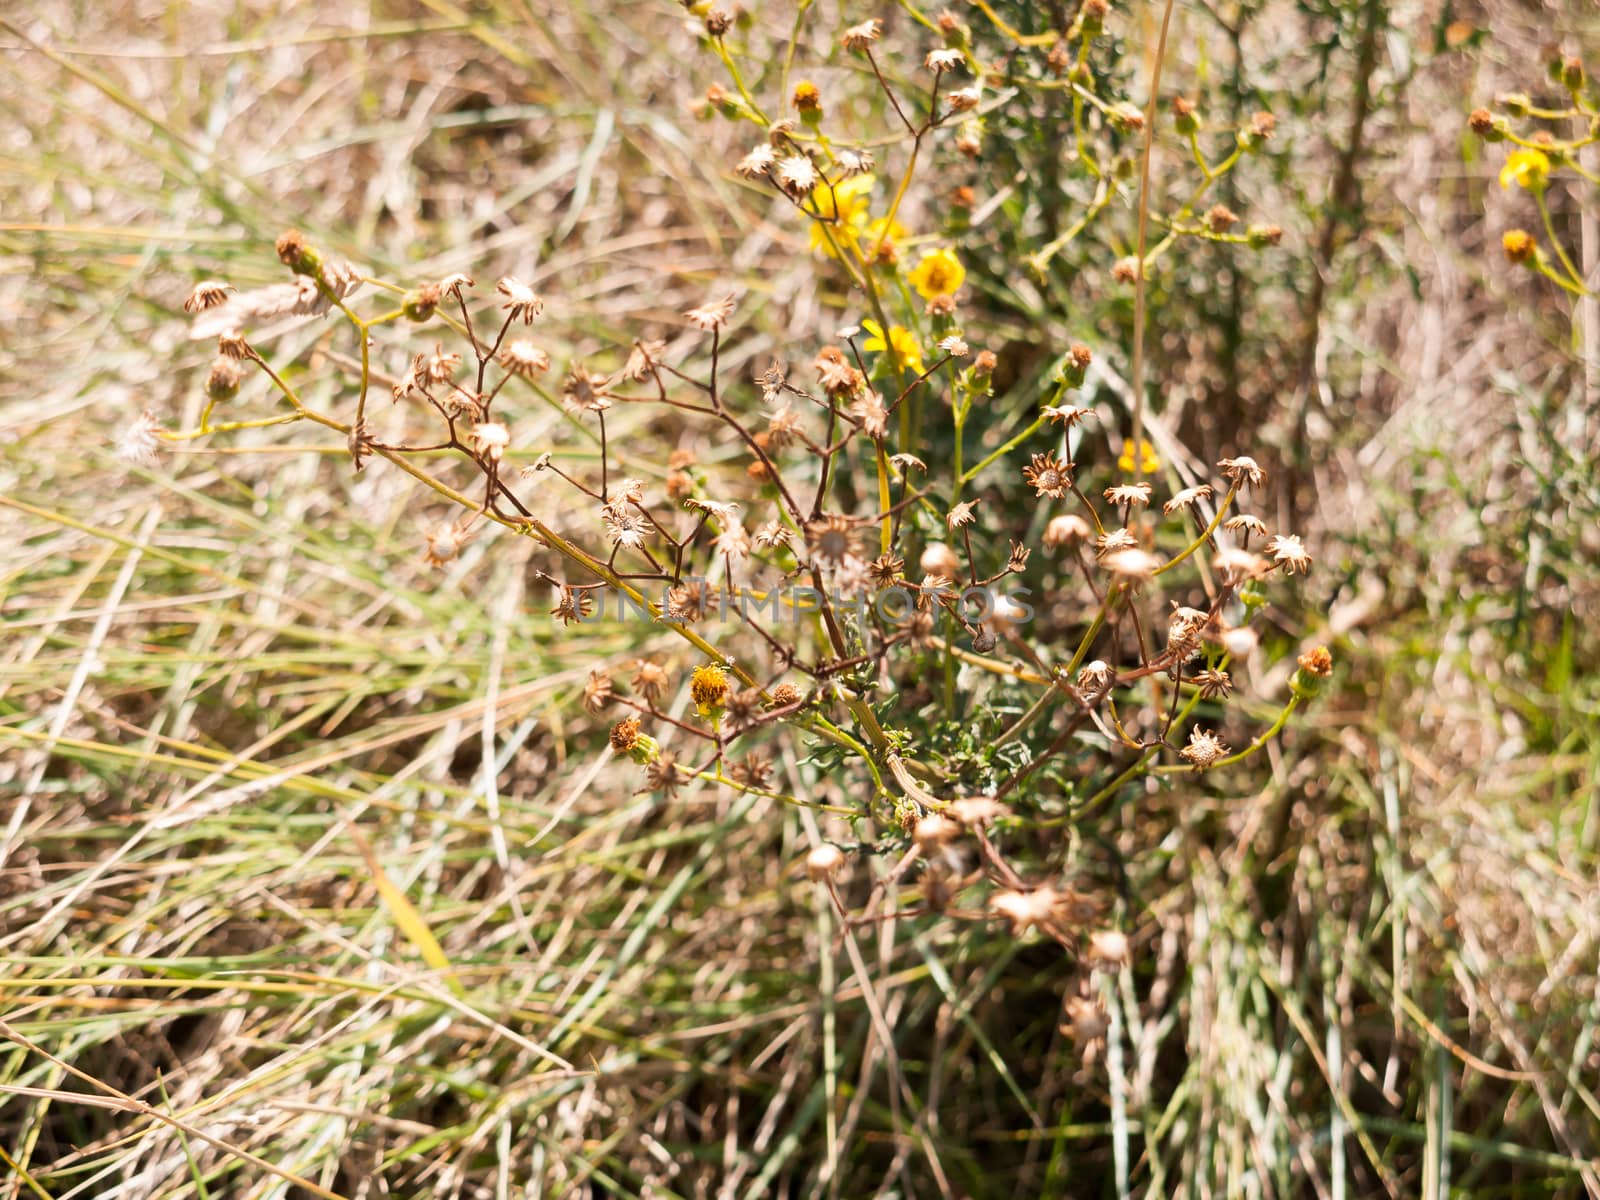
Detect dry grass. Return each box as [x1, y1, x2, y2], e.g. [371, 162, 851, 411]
[3, 1, 1599, 1197]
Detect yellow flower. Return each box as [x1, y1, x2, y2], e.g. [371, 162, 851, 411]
[808, 175, 876, 258]
[1502, 228, 1536, 264]
[1117, 437, 1160, 474]
[1499, 148, 1549, 191]
[690, 663, 729, 716]
[908, 247, 966, 299]
[861, 320, 923, 372]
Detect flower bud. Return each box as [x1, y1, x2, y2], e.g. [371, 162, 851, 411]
[205, 357, 242, 403]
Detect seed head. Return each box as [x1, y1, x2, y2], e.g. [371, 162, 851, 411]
[806, 843, 846, 881]
[645, 751, 687, 797]
[1087, 928, 1131, 971]
[1265, 533, 1312, 575]
[1180, 726, 1230, 769]
[1044, 514, 1092, 548]
[841, 19, 881, 51]
[610, 716, 641, 753]
[631, 660, 670, 703]
[1022, 451, 1071, 499]
[583, 670, 615, 714]
[496, 276, 543, 324]
[499, 340, 551, 378]
[920, 543, 961, 579]
[685, 292, 736, 331]
[1218, 455, 1266, 489]
[183, 280, 233, 313]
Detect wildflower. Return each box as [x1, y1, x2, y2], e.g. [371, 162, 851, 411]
[850, 390, 889, 439]
[116, 410, 164, 466]
[1087, 929, 1131, 971]
[703, 8, 732, 36]
[946, 499, 979, 529]
[925, 48, 966, 73]
[1044, 514, 1092, 548]
[438, 272, 474, 298]
[664, 582, 716, 623]
[604, 509, 651, 550]
[1499, 147, 1550, 191]
[1265, 533, 1312, 575]
[907, 247, 966, 300]
[890, 452, 927, 476]
[609, 716, 641, 753]
[836, 148, 875, 176]
[792, 79, 822, 117]
[631, 659, 669, 702]
[645, 751, 687, 797]
[471, 421, 509, 462]
[972, 349, 997, 376]
[806, 843, 845, 881]
[1104, 482, 1152, 508]
[807, 174, 876, 257]
[685, 292, 736, 331]
[1194, 668, 1232, 699]
[183, 280, 233, 313]
[1118, 438, 1159, 473]
[1218, 455, 1265, 489]
[1163, 483, 1214, 514]
[937, 334, 970, 357]
[1299, 645, 1333, 677]
[1007, 541, 1031, 572]
[1502, 229, 1536, 264]
[841, 20, 881, 52]
[1102, 548, 1161, 581]
[496, 276, 543, 323]
[1023, 451, 1072, 499]
[498, 340, 550, 378]
[1180, 726, 1230, 768]
[861, 320, 922, 372]
[613, 478, 646, 505]
[736, 143, 775, 178]
[690, 663, 730, 715]
[582, 670, 614, 714]
[806, 514, 860, 564]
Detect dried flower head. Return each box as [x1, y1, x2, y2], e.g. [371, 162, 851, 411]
[562, 365, 612, 413]
[582, 670, 615, 714]
[1044, 514, 1092, 548]
[1265, 533, 1312, 575]
[1076, 660, 1112, 693]
[1180, 727, 1230, 769]
[471, 421, 510, 462]
[1102, 548, 1161, 581]
[610, 716, 641, 753]
[1104, 482, 1152, 508]
[1298, 645, 1333, 677]
[925, 48, 966, 73]
[1022, 451, 1072, 499]
[1223, 513, 1268, 541]
[1194, 668, 1233, 699]
[116, 410, 165, 467]
[806, 514, 861, 564]
[645, 751, 687, 797]
[920, 543, 961, 579]
[991, 887, 1064, 936]
[685, 292, 736, 331]
[806, 843, 846, 881]
[1163, 483, 1214, 515]
[631, 659, 669, 703]
[183, 280, 233, 313]
[498, 340, 551, 378]
[946, 499, 979, 529]
[841, 19, 881, 51]
[495, 276, 543, 324]
[1087, 929, 1131, 971]
[1218, 455, 1266, 489]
